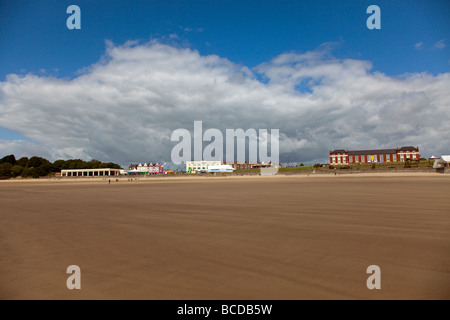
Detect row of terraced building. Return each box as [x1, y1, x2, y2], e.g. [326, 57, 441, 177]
[329, 146, 420, 165]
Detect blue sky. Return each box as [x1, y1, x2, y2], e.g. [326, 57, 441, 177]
[0, 0, 449, 163]
[1, 0, 448, 80]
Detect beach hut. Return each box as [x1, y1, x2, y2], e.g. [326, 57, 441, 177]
[434, 155, 450, 173]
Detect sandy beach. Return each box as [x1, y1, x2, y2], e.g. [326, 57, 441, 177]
[1, 173, 449, 299]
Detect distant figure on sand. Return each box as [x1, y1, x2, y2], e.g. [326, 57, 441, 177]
[108, 179, 110, 184]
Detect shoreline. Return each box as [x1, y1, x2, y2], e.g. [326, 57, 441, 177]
[0, 170, 447, 186]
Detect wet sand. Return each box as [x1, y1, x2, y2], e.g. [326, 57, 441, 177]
[1, 174, 449, 299]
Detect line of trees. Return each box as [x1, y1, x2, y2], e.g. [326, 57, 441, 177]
[0, 154, 121, 179]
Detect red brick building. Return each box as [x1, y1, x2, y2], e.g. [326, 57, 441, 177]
[330, 146, 420, 165]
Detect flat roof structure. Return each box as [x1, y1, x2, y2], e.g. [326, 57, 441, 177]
[61, 168, 120, 177]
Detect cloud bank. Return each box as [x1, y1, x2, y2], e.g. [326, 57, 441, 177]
[1, 41, 449, 165]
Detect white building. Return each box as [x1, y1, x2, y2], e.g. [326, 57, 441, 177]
[61, 168, 120, 177]
[207, 165, 235, 173]
[186, 160, 222, 173]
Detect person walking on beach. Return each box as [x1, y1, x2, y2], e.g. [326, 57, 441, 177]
[108, 179, 110, 184]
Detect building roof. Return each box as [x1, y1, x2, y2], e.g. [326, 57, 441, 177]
[61, 168, 120, 172]
[398, 146, 419, 151]
[130, 163, 162, 167]
[441, 155, 450, 162]
[331, 148, 399, 155]
[331, 146, 419, 156]
[348, 149, 397, 156]
[330, 149, 347, 154]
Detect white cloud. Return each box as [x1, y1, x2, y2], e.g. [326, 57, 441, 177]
[0, 139, 53, 160]
[0, 41, 449, 166]
[179, 26, 203, 33]
[414, 42, 423, 50]
[435, 39, 446, 49]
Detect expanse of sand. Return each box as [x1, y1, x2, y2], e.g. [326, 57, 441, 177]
[1, 173, 449, 299]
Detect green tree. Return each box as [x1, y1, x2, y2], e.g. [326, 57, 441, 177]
[0, 163, 13, 178]
[28, 156, 47, 168]
[67, 159, 86, 169]
[2, 155, 123, 177]
[87, 159, 102, 169]
[100, 162, 121, 169]
[31, 168, 40, 178]
[0, 154, 16, 165]
[21, 167, 31, 178]
[10, 165, 24, 177]
[38, 163, 52, 176]
[52, 159, 67, 172]
[17, 157, 29, 167]
[22, 167, 39, 178]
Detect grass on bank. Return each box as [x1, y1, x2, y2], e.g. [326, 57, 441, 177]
[221, 159, 434, 175]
